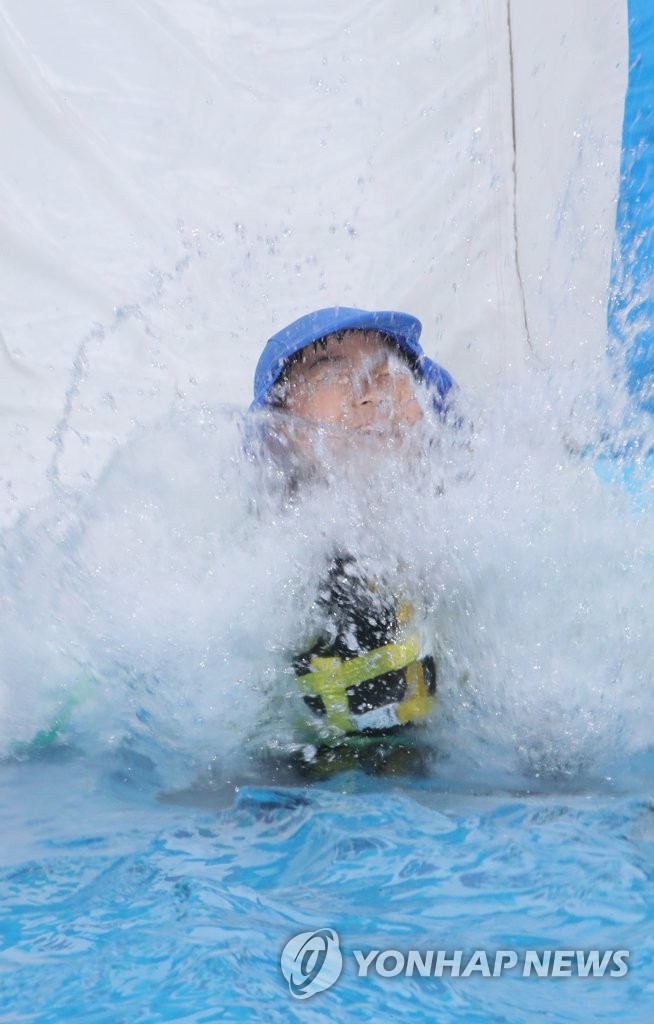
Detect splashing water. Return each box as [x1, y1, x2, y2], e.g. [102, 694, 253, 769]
[1, 366, 652, 792]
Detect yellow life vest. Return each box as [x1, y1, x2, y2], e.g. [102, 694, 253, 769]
[295, 634, 437, 737]
[293, 553, 437, 739]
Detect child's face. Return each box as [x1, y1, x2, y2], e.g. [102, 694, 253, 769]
[278, 330, 423, 435]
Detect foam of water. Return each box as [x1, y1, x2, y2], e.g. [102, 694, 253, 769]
[1, 370, 652, 789]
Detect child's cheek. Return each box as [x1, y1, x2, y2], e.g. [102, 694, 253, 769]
[392, 379, 423, 427]
[404, 396, 423, 426]
[310, 389, 347, 424]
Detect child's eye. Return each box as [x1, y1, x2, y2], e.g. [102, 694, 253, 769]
[306, 356, 350, 381]
[306, 355, 331, 370]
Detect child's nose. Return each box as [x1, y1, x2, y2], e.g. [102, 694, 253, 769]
[352, 371, 378, 404]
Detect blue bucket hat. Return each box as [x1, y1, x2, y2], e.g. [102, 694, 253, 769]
[250, 306, 455, 413]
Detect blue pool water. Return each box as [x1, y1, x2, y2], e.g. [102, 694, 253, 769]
[1, 747, 653, 1023]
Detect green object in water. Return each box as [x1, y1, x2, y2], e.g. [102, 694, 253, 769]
[9, 674, 94, 757]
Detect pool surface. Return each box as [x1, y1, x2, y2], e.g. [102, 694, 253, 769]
[1, 744, 653, 1023]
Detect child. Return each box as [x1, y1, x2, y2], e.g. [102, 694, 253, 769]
[250, 307, 458, 776]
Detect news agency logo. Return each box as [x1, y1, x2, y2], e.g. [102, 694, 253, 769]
[280, 929, 343, 999]
[280, 930, 630, 999]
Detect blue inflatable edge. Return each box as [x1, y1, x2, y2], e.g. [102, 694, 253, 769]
[608, 0, 654, 415]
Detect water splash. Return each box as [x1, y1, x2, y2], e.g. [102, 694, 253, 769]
[1, 378, 652, 789]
